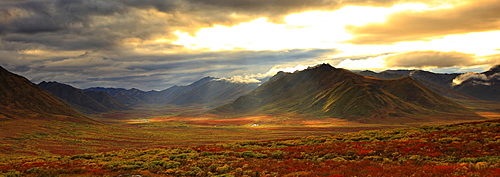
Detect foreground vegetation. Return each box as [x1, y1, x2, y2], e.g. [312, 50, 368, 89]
[1, 119, 499, 176]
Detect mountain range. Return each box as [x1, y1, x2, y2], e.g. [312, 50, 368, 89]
[0, 66, 86, 122]
[87, 77, 259, 108]
[1, 63, 498, 123]
[356, 65, 500, 102]
[38, 81, 130, 114]
[212, 64, 483, 123]
[87, 76, 216, 106]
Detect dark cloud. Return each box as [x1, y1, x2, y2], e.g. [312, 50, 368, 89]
[0, 0, 406, 51]
[0, 0, 176, 51]
[345, 0, 500, 44]
[121, 0, 181, 12]
[0, 0, 127, 34]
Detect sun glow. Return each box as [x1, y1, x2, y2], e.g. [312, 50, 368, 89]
[173, 3, 435, 51]
[171, 1, 500, 72]
[332, 30, 500, 58]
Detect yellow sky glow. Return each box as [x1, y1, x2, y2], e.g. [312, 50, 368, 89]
[172, 3, 436, 51]
[169, 1, 499, 71]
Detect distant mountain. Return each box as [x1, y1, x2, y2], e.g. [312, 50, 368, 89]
[452, 65, 500, 102]
[87, 76, 257, 107]
[169, 80, 259, 107]
[356, 70, 477, 100]
[85, 87, 150, 106]
[86, 77, 215, 106]
[149, 76, 216, 104]
[0, 66, 84, 121]
[356, 70, 403, 80]
[357, 65, 500, 102]
[483, 64, 500, 76]
[213, 64, 482, 123]
[384, 70, 459, 88]
[38, 81, 130, 114]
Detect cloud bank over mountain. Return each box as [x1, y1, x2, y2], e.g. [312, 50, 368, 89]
[1, 0, 499, 90]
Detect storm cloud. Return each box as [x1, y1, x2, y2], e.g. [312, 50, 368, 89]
[0, 0, 499, 90]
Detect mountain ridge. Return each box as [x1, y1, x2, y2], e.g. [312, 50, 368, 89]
[213, 64, 483, 123]
[357, 65, 500, 102]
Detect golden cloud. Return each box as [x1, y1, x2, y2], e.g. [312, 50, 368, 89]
[344, 0, 500, 44]
[384, 51, 475, 68]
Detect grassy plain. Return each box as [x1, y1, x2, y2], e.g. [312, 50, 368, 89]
[1, 117, 500, 176]
[1, 100, 498, 166]
[0, 105, 404, 158]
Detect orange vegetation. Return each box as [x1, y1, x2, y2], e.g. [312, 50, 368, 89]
[476, 112, 500, 119]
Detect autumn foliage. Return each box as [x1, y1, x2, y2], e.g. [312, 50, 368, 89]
[1, 119, 500, 176]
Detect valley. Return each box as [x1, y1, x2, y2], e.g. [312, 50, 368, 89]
[1, 113, 500, 176]
[1, 64, 500, 176]
[3, 0, 500, 175]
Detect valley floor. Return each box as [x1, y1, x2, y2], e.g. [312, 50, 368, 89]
[1, 101, 499, 176]
[1, 117, 500, 176]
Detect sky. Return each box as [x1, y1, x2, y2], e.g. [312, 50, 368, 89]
[1, 0, 499, 90]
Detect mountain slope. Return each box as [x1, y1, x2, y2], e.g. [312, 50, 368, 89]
[213, 64, 482, 123]
[38, 81, 130, 114]
[169, 80, 259, 107]
[0, 66, 84, 121]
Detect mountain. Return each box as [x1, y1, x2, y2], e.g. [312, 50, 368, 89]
[149, 76, 216, 104]
[359, 65, 500, 102]
[85, 87, 150, 106]
[452, 65, 500, 102]
[384, 70, 459, 88]
[0, 66, 84, 121]
[356, 70, 403, 80]
[213, 64, 482, 123]
[356, 70, 477, 100]
[483, 64, 500, 76]
[86, 76, 259, 107]
[38, 81, 130, 114]
[169, 80, 259, 107]
[86, 77, 216, 106]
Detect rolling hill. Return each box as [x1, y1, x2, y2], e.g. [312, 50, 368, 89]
[213, 64, 483, 123]
[0, 66, 85, 121]
[38, 81, 130, 114]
